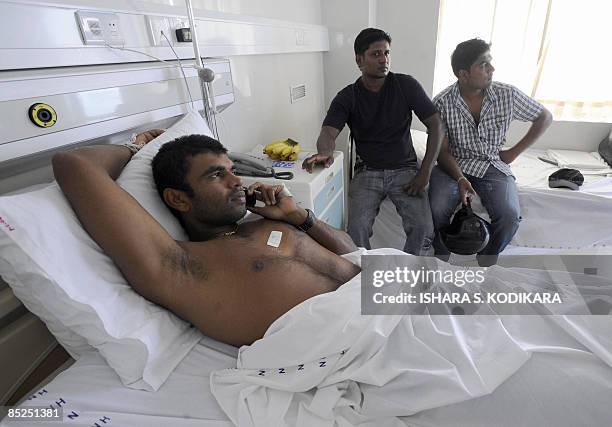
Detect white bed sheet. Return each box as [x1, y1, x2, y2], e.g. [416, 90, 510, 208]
[371, 131, 612, 252]
[3, 331, 612, 426]
[1, 336, 238, 427]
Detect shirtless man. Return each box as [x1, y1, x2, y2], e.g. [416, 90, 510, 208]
[52, 131, 360, 347]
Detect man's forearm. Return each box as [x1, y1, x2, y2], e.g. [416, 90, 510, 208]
[56, 144, 132, 180]
[286, 208, 357, 255]
[511, 108, 553, 155]
[316, 127, 338, 155]
[420, 118, 444, 175]
[306, 219, 357, 255]
[437, 150, 464, 181]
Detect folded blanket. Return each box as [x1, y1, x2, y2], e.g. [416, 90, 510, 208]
[210, 248, 612, 427]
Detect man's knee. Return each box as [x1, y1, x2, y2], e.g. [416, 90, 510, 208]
[347, 214, 376, 249]
[401, 213, 435, 254]
[493, 204, 521, 231]
[429, 183, 459, 224]
[402, 216, 434, 238]
[347, 200, 380, 241]
[347, 214, 375, 235]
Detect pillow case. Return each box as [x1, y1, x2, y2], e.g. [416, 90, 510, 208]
[0, 243, 92, 359]
[0, 110, 212, 390]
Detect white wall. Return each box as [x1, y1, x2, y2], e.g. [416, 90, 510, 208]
[320, 1, 611, 151]
[189, 0, 322, 24]
[506, 121, 610, 152]
[218, 53, 325, 153]
[12, 0, 322, 24]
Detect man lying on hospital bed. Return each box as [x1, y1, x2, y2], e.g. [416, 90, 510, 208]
[52, 126, 612, 426]
[52, 130, 360, 347]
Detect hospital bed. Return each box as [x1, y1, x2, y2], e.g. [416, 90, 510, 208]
[1, 106, 612, 426]
[370, 129, 612, 256]
[4, 332, 612, 426]
[1, 66, 612, 427]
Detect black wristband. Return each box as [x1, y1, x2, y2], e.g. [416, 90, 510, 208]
[296, 208, 316, 232]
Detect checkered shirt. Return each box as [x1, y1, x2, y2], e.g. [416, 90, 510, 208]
[433, 81, 544, 178]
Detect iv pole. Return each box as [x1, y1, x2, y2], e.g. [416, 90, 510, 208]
[184, 0, 217, 138]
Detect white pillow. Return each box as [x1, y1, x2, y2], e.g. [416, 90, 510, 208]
[0, 241, 92, 358]
[0, 111, 213, 391]
[117, 111, 213, 237]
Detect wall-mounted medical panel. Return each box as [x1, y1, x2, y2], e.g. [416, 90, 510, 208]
[0, 1, 329, 70]
[0, 59, 233, 164]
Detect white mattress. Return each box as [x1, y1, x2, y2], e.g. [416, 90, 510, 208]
[2, 333, 612, 426]
[371, 131, 612, 252]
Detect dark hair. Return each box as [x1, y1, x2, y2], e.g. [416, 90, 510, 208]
[354, 28, 392, 55]
[152, 134, 227, 223]
[451, 38, 491, 76]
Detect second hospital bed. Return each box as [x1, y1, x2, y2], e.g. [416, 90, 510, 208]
[370, 129, 612, 254]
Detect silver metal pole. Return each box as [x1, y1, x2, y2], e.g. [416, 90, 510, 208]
[184, 0, 203, 69]
[184, 0, 218, 138]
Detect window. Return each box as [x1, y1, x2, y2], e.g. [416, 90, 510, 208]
[434, 0, 611, 123]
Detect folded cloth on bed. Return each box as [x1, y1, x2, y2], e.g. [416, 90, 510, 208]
[210, 248, 612, 427]
[546, 149, 611, 170]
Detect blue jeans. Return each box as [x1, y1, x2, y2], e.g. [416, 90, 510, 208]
[429, 165, 521, 256]
[347, 166, 434, 255]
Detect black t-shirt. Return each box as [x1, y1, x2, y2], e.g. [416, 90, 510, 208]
[323, 72, 437, 169]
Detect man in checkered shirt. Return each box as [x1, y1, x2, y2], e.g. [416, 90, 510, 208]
[430, 38, 552, 266]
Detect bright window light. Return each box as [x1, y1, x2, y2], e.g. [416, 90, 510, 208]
[434, 0, 611, 123]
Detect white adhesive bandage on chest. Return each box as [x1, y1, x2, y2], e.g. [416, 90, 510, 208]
[267, 231, 282, 247]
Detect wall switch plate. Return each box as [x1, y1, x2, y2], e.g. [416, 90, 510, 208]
[76, 10, 124, 46]
[146, 15, 173, 46]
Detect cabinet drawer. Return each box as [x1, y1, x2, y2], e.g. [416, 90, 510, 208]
[313, 169, 343, 216]
[319, 190, 344, 229]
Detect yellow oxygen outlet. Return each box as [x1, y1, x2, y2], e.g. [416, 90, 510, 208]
[28, 103, 57, 128]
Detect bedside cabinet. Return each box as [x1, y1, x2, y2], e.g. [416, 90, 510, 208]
[239, 151, 345, 230]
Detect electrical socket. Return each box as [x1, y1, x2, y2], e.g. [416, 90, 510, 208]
[146, 15, 173, 46]
[76, 10, 124, 46]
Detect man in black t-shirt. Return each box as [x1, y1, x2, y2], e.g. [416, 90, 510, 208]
[302, 28, 443, 255]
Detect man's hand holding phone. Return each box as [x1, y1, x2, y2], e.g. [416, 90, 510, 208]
[244, 183, 306, 226]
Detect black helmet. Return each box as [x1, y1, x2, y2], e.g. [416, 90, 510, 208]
[599, 134, 612, 167]
[440, 201, 491, 255]
[548, 168, 584, 191]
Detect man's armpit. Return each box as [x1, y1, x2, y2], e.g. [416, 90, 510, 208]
[163, 247, 208, 281]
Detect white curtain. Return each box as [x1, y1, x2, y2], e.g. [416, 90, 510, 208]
[533, 0, 612, 122]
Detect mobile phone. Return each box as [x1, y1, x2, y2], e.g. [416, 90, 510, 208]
[244, 187, 257, 207]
